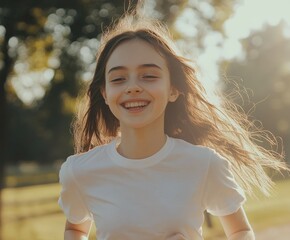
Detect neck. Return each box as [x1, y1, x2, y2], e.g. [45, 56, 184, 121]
[117, 127, 166, 159]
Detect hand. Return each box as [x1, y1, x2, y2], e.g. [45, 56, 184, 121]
[166, 233, 187, 240]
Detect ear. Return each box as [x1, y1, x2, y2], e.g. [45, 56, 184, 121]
[101, 88, 108, 105]
[168, 87, 179, 102]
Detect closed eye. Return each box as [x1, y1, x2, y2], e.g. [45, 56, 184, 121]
[142, 75, 159, 80]
[111, 78, 125, 83]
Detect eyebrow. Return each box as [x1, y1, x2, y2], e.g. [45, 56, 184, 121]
[107, 63, 162, 74]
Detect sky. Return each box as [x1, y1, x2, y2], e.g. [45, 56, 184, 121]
[174, 0, 290, 101]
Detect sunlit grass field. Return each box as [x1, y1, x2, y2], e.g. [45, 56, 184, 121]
[2, 179, 290, 240]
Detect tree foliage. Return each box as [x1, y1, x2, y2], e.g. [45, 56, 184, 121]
[0, 1, 157, 164]
[0, 0, 138, 164]
[226, 24, 290, 161]
[6, 1, 288, 167]
[0, 0, 237, 165]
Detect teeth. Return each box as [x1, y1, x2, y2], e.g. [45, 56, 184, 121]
[124, 101, 148, 108]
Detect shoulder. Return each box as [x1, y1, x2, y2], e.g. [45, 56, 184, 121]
[69, 144, 108, 164]
[59, 143, 109, 182]
[170, 137, 228, 168]
[171, 137, 214, 160]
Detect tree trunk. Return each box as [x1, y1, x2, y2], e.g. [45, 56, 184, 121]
[0, 70, 7, 240]
[0, 78, 6, 238]
[0, 20, 13, 240]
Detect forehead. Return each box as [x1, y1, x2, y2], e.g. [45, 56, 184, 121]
[105, 39, 167, 71]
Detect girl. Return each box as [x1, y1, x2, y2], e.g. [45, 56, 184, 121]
[58, 11, 288, 240]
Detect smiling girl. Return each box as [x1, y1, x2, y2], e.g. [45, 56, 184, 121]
[58, 11, 288, 240]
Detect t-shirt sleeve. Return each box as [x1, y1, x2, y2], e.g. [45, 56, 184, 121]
[203, 149, 246, 216]
[58, 156, 92, 224]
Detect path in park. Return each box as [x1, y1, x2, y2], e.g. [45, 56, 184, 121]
[255, 223, 290, 240]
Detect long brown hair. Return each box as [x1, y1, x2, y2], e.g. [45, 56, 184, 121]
[73, 13, 288, 196]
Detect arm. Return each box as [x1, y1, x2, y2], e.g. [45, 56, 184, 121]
[64, 219, 92, 240]
[219, 207, 255, 240]
[165, 207, 254, 240]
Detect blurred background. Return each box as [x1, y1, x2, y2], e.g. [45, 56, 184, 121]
[0, 0, 289, 239]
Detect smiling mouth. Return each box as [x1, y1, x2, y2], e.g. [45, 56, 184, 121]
[121, 101, 150, 110]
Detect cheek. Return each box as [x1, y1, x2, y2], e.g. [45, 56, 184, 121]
[105, 85, 120, 97]
[146, 82, 171, 98]
[105, 87, 123, 106]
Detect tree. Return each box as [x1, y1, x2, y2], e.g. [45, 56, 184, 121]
[1, 0, 239, 163]
[226, 23, 290, 163]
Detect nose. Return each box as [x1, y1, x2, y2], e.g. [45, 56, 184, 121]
[125, 81, 143, 94]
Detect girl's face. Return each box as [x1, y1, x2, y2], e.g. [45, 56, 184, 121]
[103, 39, 178, 131]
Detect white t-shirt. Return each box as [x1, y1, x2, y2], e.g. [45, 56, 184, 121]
[58, 136, 245, 240]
